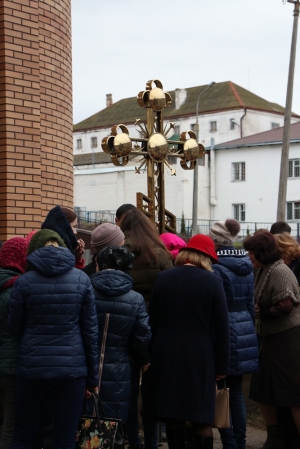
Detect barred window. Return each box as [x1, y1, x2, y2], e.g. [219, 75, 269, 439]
[287, 202, 300, 220]
[232, 162, 246, 181]
[288, 159, 300, 178]
[233, 204, 246, 222]
[76, 139, 82, 149]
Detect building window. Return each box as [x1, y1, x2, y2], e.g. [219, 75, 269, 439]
[174, 125, 180, 135]
[210, 121, 217, 132]
[230, 118, 236, 130]
[190, 124, 196, 132]
[271, 122, 280, 129]
[287, 202, 300, 220]
[288, 159, 300, 178]
[76, 139, 82, 149]
[91, 137, 97, 148]
[233, 204, 246, 222]
[232, 162, 246, 181]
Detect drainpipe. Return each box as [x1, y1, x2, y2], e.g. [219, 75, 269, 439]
[240, 108, 247, 138]
[210, 138, 217, 220]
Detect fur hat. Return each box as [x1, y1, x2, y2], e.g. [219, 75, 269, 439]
[97, 246, 135, 271]
[0, 237, 30, 274]
[28, 229, 66, 255]
[160, 233, 186, 259]
[91, 223, 124, 253]
[41, 206, 78, 252]
[209, 219, 240, 246]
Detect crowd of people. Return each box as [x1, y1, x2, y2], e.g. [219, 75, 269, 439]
[0, 205, 300, 449]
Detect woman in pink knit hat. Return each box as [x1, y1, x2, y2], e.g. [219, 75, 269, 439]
[159, 233, 187, 263]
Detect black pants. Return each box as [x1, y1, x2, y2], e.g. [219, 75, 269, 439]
[11, 377, 85, 449]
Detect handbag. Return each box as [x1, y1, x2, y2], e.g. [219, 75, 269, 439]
[213, 384, 230, 429]
[75, 313, 124, 449]
[75, 392, 121, 449]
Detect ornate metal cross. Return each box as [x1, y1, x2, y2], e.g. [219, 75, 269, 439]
[101, 79, 205, 234]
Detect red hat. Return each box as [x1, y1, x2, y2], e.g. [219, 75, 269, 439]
[0, 237, 29, 274]
[186, 234, 218, 264]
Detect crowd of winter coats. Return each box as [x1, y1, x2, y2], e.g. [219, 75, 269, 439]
[0, 203, 300, 449]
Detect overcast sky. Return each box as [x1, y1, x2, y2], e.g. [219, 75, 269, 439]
[71, 0, 300, 125]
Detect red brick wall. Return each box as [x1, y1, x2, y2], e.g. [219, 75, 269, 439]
[0, 0, 73, 241]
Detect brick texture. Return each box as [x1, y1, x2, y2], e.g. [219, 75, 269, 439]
[0, 0, 73, 241]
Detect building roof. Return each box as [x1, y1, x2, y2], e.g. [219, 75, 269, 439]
[74, 81, 298, 132]
[74, 152, 111, 166]
[213, 120, 300, 150]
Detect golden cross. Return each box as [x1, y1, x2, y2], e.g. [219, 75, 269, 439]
[101, 79, 205, 234]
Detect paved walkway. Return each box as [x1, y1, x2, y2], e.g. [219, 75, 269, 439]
[212, 426, 266, 448]
[155, 425, 267, 448]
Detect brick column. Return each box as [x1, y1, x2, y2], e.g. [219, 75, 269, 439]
[0, 0, 73, 241]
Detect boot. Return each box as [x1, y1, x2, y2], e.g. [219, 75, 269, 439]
[166, 426, 186, 449]
[262, 425, 285, 449]
[193, 436, 213, 449]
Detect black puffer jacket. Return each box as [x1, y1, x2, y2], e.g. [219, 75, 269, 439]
[8, 246, 99, 386]
[90, 270, 151, 422]
[0, 268, 20, 377]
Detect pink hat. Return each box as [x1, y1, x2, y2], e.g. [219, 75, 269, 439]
[160, 233, 186, 259]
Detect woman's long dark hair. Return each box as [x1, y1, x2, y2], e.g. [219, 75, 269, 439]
[120, 209, 170, 264]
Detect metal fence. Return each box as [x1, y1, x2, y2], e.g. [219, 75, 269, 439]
[74, 207, 300, 241]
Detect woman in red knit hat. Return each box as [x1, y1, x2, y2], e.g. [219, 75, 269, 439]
[0, 237, 30, 449]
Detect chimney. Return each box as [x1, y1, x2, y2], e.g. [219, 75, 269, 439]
[106, 93, 113, 108]
[175, 88, 187, 109]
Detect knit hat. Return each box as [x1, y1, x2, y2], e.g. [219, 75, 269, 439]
[91, 223, 125, 253]
[209, 219, 240, 246]
[160, 233, 186, 259]
[97, 246, 135, 271]
[61, 207, 77, 223]
[28, 229, 66, 255]
[41, 206, 78, 252]
[0, 237, 29, 274]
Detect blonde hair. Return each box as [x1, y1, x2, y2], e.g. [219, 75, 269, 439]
[273, 232, 300, 264]
[44, 240, 59, 247]
[175, 249, 213, 271]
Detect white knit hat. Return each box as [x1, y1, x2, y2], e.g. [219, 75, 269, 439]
[209, 219, 240, 246]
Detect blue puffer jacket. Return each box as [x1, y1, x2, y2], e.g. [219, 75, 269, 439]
[213, 247, 258, 376]
[90, 270, 151, 423]
[8, 246, 99, 386]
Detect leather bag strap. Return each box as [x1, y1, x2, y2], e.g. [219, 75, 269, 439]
[98, 313, 110, 392]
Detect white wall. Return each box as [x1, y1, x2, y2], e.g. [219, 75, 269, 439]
[213, 142, 300, 223]
[73, 106, 300, 222]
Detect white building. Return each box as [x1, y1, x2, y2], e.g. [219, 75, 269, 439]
[73, 81, 300, 222]
[209, 121, 300, 234]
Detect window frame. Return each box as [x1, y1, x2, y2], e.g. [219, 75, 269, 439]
[287, 201, 300, 220]
[91, 137, 98, 148]
[76, 138, 82, 149]
[233, 203, 246, 222]
[210, 121, 217, 132]
[232, 162, 246, 182]
[288, 159, 300, 178]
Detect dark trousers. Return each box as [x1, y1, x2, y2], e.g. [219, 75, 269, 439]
[0, 376, 16, 449]
[11, 376, 85, 449]
[125, 364, 142, 447]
